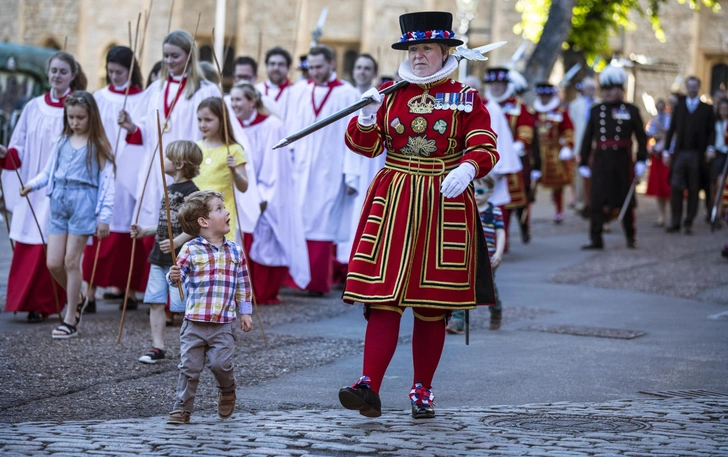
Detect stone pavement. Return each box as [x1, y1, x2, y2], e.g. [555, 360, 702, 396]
[1, 397, 727, 456]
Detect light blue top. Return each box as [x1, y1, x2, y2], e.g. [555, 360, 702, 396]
[53, 136, 100, 187]
[25, 135, 115, 224]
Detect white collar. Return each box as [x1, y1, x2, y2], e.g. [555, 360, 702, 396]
[486, 86, 514, 105]
[169, 73, 187, 83]
[397, 55, 459, 85]
[50, 87, 71, 102]
[113, 81, 129, 91]
[242, 109, 258, 126]
[534, 96, 561, 113]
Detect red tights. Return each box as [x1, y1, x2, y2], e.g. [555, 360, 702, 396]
[552, 188, 564, 214]
[361, 305, 447, 394]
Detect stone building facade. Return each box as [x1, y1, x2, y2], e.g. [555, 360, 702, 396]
[1, 0, 726, 118]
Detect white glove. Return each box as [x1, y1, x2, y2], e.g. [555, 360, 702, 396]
[578, 166, 591, 179]
[559, 146, 573, 161]
[530, 170, 542, 181]
[634, 161, 646, 178]
[513, 141, 525, 157]
[441, 162, 476, 199]
[357, 87, 382, 127]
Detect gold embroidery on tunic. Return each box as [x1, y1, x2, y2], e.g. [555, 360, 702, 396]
[407, 91, 436, 114]
[401, 136, 438, 157]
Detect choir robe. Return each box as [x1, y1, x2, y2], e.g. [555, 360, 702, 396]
[0, 93, 66, 314]
[82, 85, 150, 292]
[483, 99, 521, 208]
[240, 111, 311, 300]
[343, 79, 499, 309]
[126, 77, 220, 228]
[288, 75, 359, 293]
[255, 79, 303, 124]
[534, 98, 575, 189]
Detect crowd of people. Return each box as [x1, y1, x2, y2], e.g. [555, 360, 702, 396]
[0, 9, 726, 422]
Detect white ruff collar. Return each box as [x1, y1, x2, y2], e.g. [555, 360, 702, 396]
[486, 86, 514, 104]
[534, 96, 560, 113]
[398, 55, 459, 85]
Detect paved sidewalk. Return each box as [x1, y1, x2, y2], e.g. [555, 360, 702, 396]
[1, 397, 726, 456]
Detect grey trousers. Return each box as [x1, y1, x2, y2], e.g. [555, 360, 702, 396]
[173, 320, 237, 413]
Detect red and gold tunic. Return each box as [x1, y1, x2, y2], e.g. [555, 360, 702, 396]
[500, 96, 535, 209]
[343, 78, 499, 309]
[535, 106, 574, 189]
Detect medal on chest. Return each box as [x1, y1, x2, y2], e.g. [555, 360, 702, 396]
[612, 105, 631, 121]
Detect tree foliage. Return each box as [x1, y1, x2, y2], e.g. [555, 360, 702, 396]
[515, 0, 721, 66]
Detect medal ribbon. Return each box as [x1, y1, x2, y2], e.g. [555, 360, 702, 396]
[311, 79, 342, 118]
[164, 76, 187, 119]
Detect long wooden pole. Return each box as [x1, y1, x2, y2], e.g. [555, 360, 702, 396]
[167, 0, 176, 35]
[0, 168, 15, 252]
[156, 110, 184, 299]
[137, 0, 154, 71]
[7, 153, 62, 323]
[118, 13, 201, 344]
[211, 28, 267, 346]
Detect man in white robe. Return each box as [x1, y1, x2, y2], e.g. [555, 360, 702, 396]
[255, 47, 303, 124]
[288, 45, 359, 294]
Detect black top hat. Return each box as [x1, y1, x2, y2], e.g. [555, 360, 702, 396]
[484, 67, 510, 83]
[392, 11, 464, 51]
[535, 82, 557, 95]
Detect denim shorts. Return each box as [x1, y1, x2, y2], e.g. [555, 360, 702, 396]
[48, 185, 98, 236]
[143, 264, 187, 312]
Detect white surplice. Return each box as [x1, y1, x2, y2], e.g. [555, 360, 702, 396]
[94, 86, 145, 232]
[485, 99, 521, 207]
[241, 112, 310, 288]
[255, 79, 304, 124]
[1, 95, 64, 244]
[288, 76, 360, 241]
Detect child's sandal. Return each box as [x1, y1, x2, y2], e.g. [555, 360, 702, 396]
[52, 322, 78, 339]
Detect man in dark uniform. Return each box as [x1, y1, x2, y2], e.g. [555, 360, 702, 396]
[579, 64, 648, 249]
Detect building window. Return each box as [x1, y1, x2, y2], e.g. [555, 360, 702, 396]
[711, 63, 727, 100]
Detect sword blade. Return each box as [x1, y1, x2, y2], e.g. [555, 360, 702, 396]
[472, 41, 508, 56]
[273, 79, 409, 149]
[618, 178, 637, 223]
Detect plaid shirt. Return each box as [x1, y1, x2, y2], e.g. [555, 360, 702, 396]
[168, 236, 253, 323]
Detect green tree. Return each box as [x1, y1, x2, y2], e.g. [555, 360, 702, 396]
[516, 0, 721, 85]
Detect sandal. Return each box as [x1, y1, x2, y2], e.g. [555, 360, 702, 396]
[52, 322, 78, 339]
[75, 297, 90, 326]
[27, 311, 47, 323]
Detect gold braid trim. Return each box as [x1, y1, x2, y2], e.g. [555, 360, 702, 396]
[413, 311, 447, 322]
[370, 304, 403, 315]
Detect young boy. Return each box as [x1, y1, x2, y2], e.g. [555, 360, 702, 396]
[446, 175, 506, 334]
[132, 140, 203, 364]
[166, 190, 253, 424]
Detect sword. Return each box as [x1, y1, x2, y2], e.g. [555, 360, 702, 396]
[710, 152, 728, 231]
[507, 39, 529, 69]
[618, 177, 638, 223]
[273, 41, 507, 149]
[559, 63, 582, 88]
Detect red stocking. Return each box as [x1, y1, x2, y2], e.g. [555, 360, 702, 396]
[362, 306, 402, 393]
[411, 307, 447, 389]
[553, 188, 564, 215]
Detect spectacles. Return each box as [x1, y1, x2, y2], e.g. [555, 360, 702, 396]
[474, 188, 493, 195]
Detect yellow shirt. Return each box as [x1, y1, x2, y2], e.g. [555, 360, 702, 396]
[194, 141, 247, 241]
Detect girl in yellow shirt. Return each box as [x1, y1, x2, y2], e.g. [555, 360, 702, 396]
[194, 97, 249, 241]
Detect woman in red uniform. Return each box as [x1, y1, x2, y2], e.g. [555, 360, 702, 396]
[339, 11, 499, 419]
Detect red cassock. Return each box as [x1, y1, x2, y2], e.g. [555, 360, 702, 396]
[343, 79, 499, 309]
[535, 106, 574, 189]
[500, 97, 535, 209]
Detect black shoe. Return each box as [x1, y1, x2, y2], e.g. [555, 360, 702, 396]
[338, 386, 381, 418]
[119, 296, 138, 311]
[665, 225, 680, 233]
[102, 290, 125, 300]
[139, 348, 166, 364]
[722, 245, 728, 258]
[85, 300, 96, 314]
[26, 311, 47, 323]
[581, 243, 604, 250]
[626, 239, 637, 249]
[684, 226, 694, 235]
[521, 230, 531, 244]
[489, 309, 502, 330]
[411, 403, 436, 419]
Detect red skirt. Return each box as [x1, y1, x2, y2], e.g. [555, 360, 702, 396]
[283, 240, 333, 294]
[82, 233, 153, 292]
[243, 233, 287, 304]
[5, 242, 65, 315]
[646, 154, 671, 199]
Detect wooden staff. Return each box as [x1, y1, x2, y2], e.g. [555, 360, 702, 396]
[167, 0, 175, 34]
[212, 28, 268, 347]
[137, 0, 153, 70]
[257, 30, 263, 68]
[84, 13, 143, 312]
[157, 110, 184, 299]
[7, 153, 62, 323]
[63, 36, 67, 51]
[118, 13, 201, 344]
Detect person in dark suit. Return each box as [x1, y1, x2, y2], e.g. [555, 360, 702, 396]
[661, 76, 715, 234]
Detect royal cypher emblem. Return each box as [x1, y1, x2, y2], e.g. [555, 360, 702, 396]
[407, 91, 435, 114]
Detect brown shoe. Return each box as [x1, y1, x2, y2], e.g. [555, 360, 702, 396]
[166, 410, 190, 424]
[218, 390, 236, 419]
